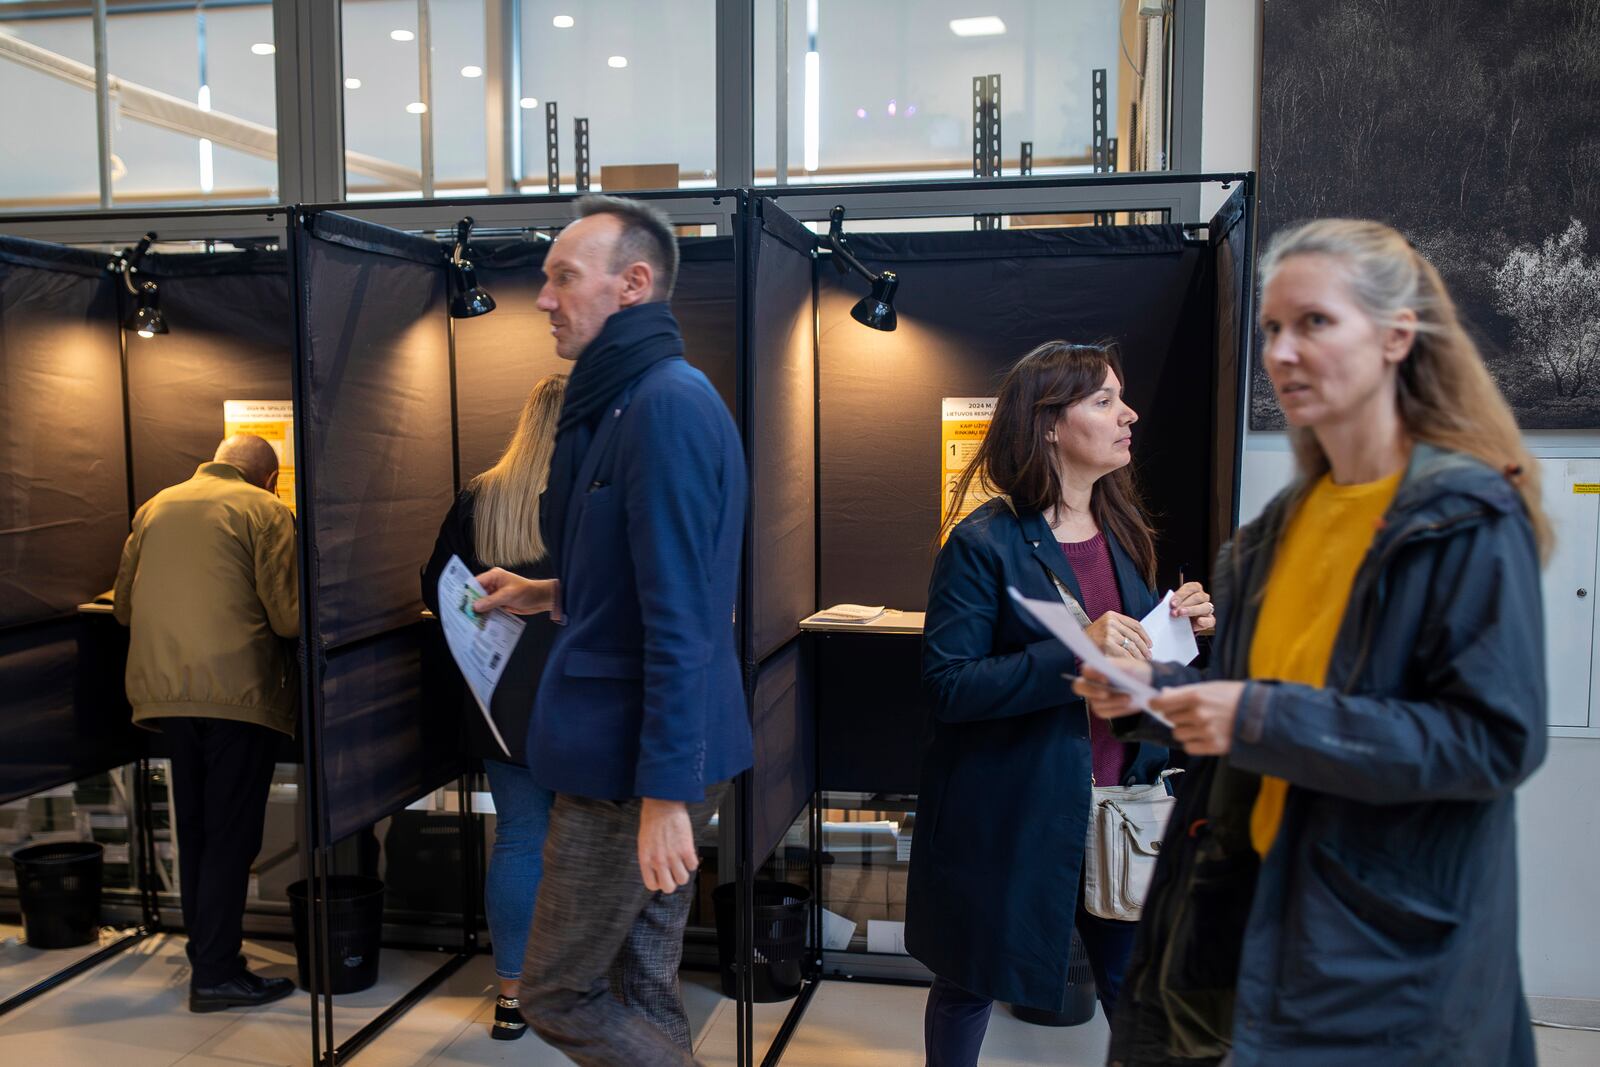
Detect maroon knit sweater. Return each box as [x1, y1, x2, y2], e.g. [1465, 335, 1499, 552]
[1060, 533, 1131, 786]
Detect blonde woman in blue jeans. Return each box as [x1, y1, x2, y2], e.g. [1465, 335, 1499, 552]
[422, 375, 565, 1040]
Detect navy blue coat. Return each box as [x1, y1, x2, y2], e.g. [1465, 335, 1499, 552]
[527, 357, 751, 803]
[905, 499, 1168, 1011]
[1108, 445, 1547, 1067]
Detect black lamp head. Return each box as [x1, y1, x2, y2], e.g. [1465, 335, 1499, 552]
[449, 216, 496, 318]
[129, 280, 168, 338]
[850, 270, 898, 331]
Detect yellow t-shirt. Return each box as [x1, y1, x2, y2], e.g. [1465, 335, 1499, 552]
[1246, 469, 1403, 856]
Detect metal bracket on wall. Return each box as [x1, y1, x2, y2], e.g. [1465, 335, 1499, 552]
[545, 101, 560, 194]
[1093, 69, 1111, 226]
[1020, 141, 1033, 177]
[971, 73, 1002, 230]
[575, 117, 591, 192]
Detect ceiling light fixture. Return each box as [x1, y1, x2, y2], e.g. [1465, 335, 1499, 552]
[345, 77, 362, 89]
[461, 65, 483, 78]
[448, 217, 496, 319]
[518, 96, 539, 109]
[607, 55, 628, 68]
[949, 16, 1007, 37]
[406, 101, 428, 114]
[390, 29, 415, 42]
[250, 42, 275, 56]
[826, 206, 898, 331]
[553, 15, 575, 28]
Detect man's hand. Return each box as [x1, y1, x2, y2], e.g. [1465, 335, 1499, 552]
[1148, 681, 1247, 755]
[638, 798, 698, 893]
[472, 570, 561, 621]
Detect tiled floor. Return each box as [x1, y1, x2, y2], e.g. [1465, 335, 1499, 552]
[1, 932, 1597, 1065]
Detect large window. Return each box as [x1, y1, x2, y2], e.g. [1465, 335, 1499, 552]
[0, 1, 279, 211]
[1, 0, 1180, 212]
[341, 0, 717, 199]
[755, 0, 1160, 185]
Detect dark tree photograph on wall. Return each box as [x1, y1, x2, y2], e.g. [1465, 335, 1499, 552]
[1254, 0, 1600, 429]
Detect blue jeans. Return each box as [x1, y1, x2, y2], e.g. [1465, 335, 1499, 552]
[483, 759, 555, 980]
[923, 891, 1138, 1067]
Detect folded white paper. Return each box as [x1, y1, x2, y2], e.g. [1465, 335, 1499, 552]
[437, 555, 523, 759]
[1008, 586, 1172, 727]
[1141, 590, 1200, 666]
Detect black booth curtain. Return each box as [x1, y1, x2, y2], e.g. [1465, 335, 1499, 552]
[127, 251, 293, 508]
[0, 237, 137, 803]
[742, 200, 820, 864]
[1210, 186, 1251, 550]
[298, 212, 460, 844]
[817, 224, 1218, 611]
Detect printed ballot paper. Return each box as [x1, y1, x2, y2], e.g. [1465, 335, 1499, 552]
[1141, 590, 1200, 666]
[438, 555, 524, 759]
[1008, 586, 1172, 727]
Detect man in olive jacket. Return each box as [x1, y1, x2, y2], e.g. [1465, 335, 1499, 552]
[113, 434, 299, 1012]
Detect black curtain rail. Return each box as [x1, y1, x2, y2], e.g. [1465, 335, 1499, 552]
[302, 211, 447, 267]
[0, 234, 116, 276]
[293, 188, 741, 216]
[0, 205, 288, 226]
[758, 171, 1255, 201]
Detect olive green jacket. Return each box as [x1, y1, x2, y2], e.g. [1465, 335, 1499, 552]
[113, 462, 299, 737]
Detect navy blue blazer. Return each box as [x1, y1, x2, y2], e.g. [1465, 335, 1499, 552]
[527, 358, 751, 802]
[905, 498, 1168, 1011]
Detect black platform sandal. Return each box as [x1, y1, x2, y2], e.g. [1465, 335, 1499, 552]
[492, 994, 528, 1041]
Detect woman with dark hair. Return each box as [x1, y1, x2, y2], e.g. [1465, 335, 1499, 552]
[1079, 219, 1549, 1066]
[906, 341, 1215, 1067]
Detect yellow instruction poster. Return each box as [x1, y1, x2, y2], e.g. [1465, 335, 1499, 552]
[941, 397, 996, 543]
[224, 400, 296, 513]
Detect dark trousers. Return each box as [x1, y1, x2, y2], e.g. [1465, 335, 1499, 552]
[164, 716, 279, 987]
[924, 892, 1138, 1067]
[518, 783, 726, 1067]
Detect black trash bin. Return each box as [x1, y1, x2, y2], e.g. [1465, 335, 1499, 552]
[287, 875, 385, 994]
[12, 841, 104, 949]
[1009, 928, 1097, 1027]
[713, 880, 810, 1002]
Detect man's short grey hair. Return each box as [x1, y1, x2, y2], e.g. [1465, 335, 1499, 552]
[214, 433, 279, 489]
[573, 194, 680, 301]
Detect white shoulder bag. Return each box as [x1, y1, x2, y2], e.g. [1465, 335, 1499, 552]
[1042, 564, 1181, 922]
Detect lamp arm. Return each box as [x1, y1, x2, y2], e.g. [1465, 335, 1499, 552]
[824, 232, 881, 285]
[118, 231, 159, 294]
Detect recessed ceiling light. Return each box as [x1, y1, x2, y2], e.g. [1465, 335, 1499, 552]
[406, 101, 428, 114]
[607, 55, 628, 68]
[250, 42, 275, 56]
[390, 29, 415, 42]
[461, 65, 483, 78]
[345, 77, 362, 89]
[949, 16, 1007, 37]
[518, 97, 539, 109]
[553, 15, 575, 28]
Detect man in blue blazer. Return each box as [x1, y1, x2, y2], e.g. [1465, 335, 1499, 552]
[474, 195, 750, 1066]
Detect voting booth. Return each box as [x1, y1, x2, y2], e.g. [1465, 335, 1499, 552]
[286, 191, 741, 1060]
[0, 209, 295, 1013]
[732, 175, 1256, 1061]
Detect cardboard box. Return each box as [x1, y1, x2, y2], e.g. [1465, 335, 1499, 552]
[886, 903, 907, 923]
[823, 865, 888, 904]
[886, 867, 909, 905]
